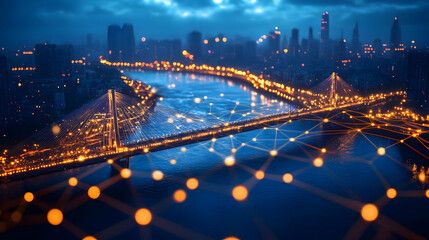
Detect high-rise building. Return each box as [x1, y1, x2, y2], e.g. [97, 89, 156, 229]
[406, 51, 429, 107]
[187, 31, 202, 60]
[268, 30, 280, 55]
[108, 25, 122, 62]
[320, 11, 331, 58]
[34, 43, 72, 78]
[34, 43, 58, 78]
[121, 23, 136, 62]
[351, 22, 361, 56]
[0, 55, 9, 123]
[308, 27, 318, 59]
[390, 17, 402, 49]
[289, 28, 300, 57]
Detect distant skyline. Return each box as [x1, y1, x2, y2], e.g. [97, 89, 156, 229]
[1, 0, 429, 48]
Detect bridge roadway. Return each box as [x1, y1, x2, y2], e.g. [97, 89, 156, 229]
[0, 93, 394, 182]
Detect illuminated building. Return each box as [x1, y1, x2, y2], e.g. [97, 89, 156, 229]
[108, 25, 122, 62]
[121, 23, 136, 62]
[0, 55, 9, 125]
[289, 28, 300, 57]
[34, 43, 72, 78]
[187, 31, 202, 60]
[351, 22, 361, 56]
[406, 51, 429, 107]
[390, 17, 402, 50]
[268, 30, 280, 55]
[320, 11, 331, 59]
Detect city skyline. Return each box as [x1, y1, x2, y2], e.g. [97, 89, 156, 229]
[1, 0, 429, 48]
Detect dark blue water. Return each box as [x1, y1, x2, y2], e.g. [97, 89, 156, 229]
[0, 72, 428, 240]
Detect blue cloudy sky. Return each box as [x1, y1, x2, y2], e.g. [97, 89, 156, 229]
[1, 0, 428, 48]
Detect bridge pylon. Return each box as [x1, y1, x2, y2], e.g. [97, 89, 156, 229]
[108, 89, 121, 151]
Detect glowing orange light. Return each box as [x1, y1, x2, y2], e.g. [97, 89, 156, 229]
[313, 158, 323, 167]
[255, 171, 265, 180]
[204, 39, 208, 44]
[69, 177, 78, 186]
[377, 147, 385, 156]
[24, 192, 34, 202]
[173, 189, 187, 203]
[135, 208, 152, 225]
[52, 125, 61, 135]
[186, 178, 199, 190]
[152, 170, 164, 180]
[386, 188, 397, 199]
[82, 236, 97, 240]
[120, 168, 132, 179]
[283, 173, 293, 183]
[232, 185, 248, 201]
[215, 37, 220, 42]
[88, 186, 101, 199]
[182, 50, 188, 56]
[47, 209, 63, 225]
[224, 156, 235, 166]
[361, 204, 378, 222]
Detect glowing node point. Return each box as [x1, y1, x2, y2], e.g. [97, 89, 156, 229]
[232, 185, 248, 201]
[135, 208, 152, 225]
[231, 148, 237, 153]
[209, 148, 214, 152]
[224, 156, 235, 166]
[377, 147, 386, 156]
[186, 178, 199, 190]
[47, 208, 63, 225]
[24, 192, 34, 202]
[255, 171, 265, 180]
[69, 177, 78, 186]
[52, 125, 61, 135]
[194, 97, 201, 103]
[270, 150, 278, 156]
[120, 169, 132, 179]
[283, 173, 293, 183]
[173, 189, 187, 203]
[386, 188, 397, 199]
[321, 148, 326, 153]
[181, 147, 187, 152]
[425, 189, 429, 198]
[313, 158, 323, 167]
[88, 186, 101, 199]
[170, 159, 176, 165]
[361, 204, 378, 222]
[107, 159, 114, 164]
[289, 138, 295, 142]
[152, 170, 164, 181]
[323, 119, 329, 123]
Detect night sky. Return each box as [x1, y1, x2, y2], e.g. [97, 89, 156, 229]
[1, 0, 428, 48]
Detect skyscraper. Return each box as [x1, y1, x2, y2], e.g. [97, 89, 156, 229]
[121, 23, 136, 62]
[34, 43, 58, 78]
[0, 55, 9, 123]
[289, 28, 300, 57]
[351, 22, 361, 56]
[268, 30, 280, 55]
[406, 51, 429, 107]
[108, 25, 122, 62]
[308, 27, 318, 59]
[187, 31, 202, 60]
[390, 17, 402, 49]
[320, 11, 331, 58]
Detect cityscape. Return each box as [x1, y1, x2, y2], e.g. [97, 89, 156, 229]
[0, 0, 429, 239]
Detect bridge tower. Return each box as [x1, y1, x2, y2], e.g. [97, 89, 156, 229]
[329, 72, 337, 106]
[108, 89, 121, 151]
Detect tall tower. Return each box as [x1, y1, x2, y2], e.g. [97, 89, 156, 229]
[268, 30, 280, 54]
[108, 25, 122, 62]
[351, 22, 361, 55]
[390, 17, 402, 49]
[320, 11, 330, 58]
[289, 28, 300, 57]
[121, 23, 136, 62]
[187, 31, 202, 60]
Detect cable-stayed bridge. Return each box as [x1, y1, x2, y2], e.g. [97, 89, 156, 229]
[0, 62, 403, 179]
